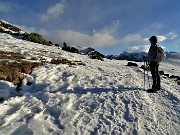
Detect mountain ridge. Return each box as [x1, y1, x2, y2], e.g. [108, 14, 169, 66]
[107, 51, 180, 62]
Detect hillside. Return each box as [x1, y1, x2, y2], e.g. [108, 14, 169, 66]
[0, 33, 180, 135]
[0, 20, 25, 36]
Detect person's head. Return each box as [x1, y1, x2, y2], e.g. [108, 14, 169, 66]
[149, 36, 157, 45]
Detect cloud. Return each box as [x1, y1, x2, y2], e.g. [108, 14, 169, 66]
[157, 32, 178, 42]
[39, 20, 121, 47]
[126, 45, 150, 53]
[39, 1, 65, 22]
[126, 45, 166, 53]
[121, 34, 143, 44]
[43, 29, 118, 47]
[41, 29, 145, 48]
[166, 32, 178, 40]
[144, 32, 178, 43]
[101, 20, 121, 35]
[156, 36, 167, 42]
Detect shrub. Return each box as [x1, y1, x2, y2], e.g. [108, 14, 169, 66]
[23, 33, 51, 46]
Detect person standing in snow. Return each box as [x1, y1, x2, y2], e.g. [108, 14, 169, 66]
[148, 36, 160, 92]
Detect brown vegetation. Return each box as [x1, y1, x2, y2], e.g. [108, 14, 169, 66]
[0, 51, 84, 88]
[0, 51, 24, 60]
[0, 60, 42, 85]
[50, 58, 83, 66]
[0, 51, 42, 85]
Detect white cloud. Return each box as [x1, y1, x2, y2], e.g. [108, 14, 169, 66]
[39, 20, 121, 47]
[144, 36, 167, 42]
[40, 2, 65, 22]
[101, 20, 121, 35]
[126, 45, 166, 53]
[144, 32, 178, 43]
[156, 36, 167, 42]
[166, 32, 178, 40]
[126, 45, 150, 53]
[43, 29, 118, 47]
[121, 34, 143, 44]
[42, 30, 145, 48]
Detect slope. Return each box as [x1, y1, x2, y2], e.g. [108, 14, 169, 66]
[0, 33, 179, 135]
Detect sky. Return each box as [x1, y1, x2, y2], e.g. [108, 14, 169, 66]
[0, 0, 180, 55]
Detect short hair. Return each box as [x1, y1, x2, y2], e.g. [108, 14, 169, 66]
[149, 36, 157, 43]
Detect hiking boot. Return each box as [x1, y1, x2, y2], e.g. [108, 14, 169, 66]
[147, 89, 157, 93]
[156, 85, 160, 90]
[152, 85, 156, 90]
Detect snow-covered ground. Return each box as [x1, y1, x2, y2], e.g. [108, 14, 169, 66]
[0, 33, 179, 135]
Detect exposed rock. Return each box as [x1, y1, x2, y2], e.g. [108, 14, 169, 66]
[88, 51, 104, 61]
[62, 43, 80, 54]
[55, 44, 59, 47]
[0, 97, 4, 103]
[80, 47, 95, 54]
[49, 41, 53, 45]
[159, 71, 164, 75]
[169, 75, 179, 79]
[79, 47, 105, 61]
[127, 62, 138, 67]
[176, 76, 180, 81]
[164, 74, 169, 78]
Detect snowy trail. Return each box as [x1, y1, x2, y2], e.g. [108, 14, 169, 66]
[0, 33, 180, 135]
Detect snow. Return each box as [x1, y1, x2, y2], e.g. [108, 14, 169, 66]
[0, 19, 25, 35]
[0, 33, 179, 135]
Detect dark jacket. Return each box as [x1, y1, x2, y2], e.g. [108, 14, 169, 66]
[148, 44, 158, 62]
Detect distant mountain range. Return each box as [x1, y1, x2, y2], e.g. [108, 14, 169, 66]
[106, 51, 180, 62]
[106, 52, 148, 62]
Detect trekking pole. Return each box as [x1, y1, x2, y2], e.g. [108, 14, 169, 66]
[146, 61, 151, 88]
[143, 57, 146, 90]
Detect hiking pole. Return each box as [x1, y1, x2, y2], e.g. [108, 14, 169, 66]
[146, 61, 151, 88]
[143, 56, 146, 90]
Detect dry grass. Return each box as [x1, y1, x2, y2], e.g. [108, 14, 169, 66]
[0, 51, 24, 60]
[0, 51, 84, 88]
[0, 60, 42, 85]
[0, 51, 42, 85]
[50, 58, 83, 66]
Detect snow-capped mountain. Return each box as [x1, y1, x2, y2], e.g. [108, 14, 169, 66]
[166, 51, 180, 59]
[107, 51, 180, 62]
[107, 51, 148, 62]
[0, 32, 179, 135]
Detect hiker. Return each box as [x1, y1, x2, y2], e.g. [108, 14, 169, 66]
[148, 36, 160, 92]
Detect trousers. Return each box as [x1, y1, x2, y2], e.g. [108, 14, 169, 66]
[149, 61, 160, 88]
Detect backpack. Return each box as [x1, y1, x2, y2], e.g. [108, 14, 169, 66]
[156, 45, 166, 62]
